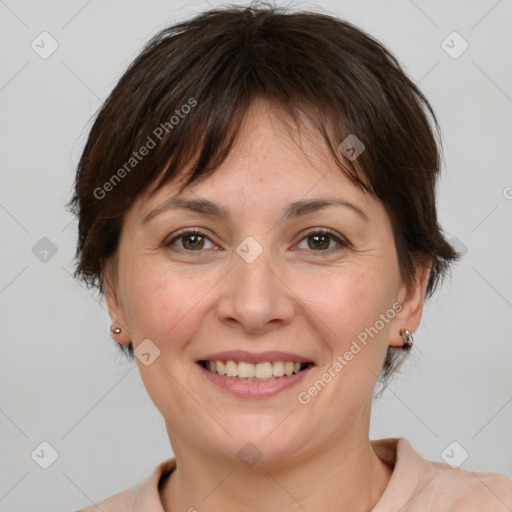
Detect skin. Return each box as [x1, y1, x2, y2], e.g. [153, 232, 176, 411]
[103, 98, 429, 511]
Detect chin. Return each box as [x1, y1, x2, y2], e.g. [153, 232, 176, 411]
[203, 416, 311, 466]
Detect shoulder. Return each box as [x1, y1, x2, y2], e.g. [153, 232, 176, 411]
[372, 437, 512, 511]
[427, 457, 512, 511]
[400, 438, 512, 511]
[76, 487, 136, 512]
[74, 457, 176, 512]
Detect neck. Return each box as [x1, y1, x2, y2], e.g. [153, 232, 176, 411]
[160, 427, 393, 512]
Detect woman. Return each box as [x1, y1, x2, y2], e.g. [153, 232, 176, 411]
[68, 3, 512, 510]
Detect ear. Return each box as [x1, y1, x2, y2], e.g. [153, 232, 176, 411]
[102, 261, 131, 345]
[388, 262, 430, 348]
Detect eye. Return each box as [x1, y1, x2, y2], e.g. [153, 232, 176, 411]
[165, 229, 217, 251]
[164, 228, 348, 254]
[296, 229, 348, 253]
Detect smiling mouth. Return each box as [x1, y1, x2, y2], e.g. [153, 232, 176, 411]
[198, 360, 314, 381]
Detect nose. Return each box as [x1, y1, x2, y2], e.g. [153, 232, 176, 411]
[216, 243, 296, 335]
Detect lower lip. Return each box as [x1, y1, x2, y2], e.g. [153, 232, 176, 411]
[197, 363, 313, 398]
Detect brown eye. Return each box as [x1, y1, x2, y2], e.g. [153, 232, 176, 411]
[165, 229, 215, 251]
[181, 233, 206, 250]
[297, 229, 347, 253]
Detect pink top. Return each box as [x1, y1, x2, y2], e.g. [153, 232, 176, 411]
[77, 437, 512, 511]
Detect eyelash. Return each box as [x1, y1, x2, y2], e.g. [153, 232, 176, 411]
[164, 228, 348, 254]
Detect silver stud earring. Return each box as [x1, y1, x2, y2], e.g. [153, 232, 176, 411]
[110, 326, 121, 334]
[400, 328, 413, 349]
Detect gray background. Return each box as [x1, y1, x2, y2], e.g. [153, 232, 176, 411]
[1, 0, 511, 510]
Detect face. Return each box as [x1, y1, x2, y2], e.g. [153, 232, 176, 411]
[104, 99, 427, 466]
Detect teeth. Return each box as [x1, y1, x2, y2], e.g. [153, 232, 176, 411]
[238, 361, 255, 378]
[255, 362, 273, 379]
[272, 361, 285, 377]
[216, 360, 226, 375]
[203, 360, 308, 380]
[225, 360, 238, 377]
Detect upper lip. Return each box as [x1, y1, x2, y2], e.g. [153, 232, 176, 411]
[198, 351, 314, 365]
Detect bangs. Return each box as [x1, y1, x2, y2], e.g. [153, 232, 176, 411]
[145, 96, 372, 202]
[89, 10, 391, 219]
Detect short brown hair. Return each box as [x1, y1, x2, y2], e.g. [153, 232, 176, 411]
[66, 2, 459, 390]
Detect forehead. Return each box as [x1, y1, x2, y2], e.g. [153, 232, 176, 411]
[130, 99, 378, 222]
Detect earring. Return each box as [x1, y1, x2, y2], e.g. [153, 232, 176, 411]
[399, 328, 413, 349]
[110, 325, 121, 334]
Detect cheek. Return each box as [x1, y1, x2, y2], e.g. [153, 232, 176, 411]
[302, 266, 396, 358]
[120, 264, 176, 340]
[120, 261, 224, 351]
[290, 269, 397, 433]
[121, 264, 213, 418]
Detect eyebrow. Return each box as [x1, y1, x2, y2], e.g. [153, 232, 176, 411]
[142, 196, 369, 224]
